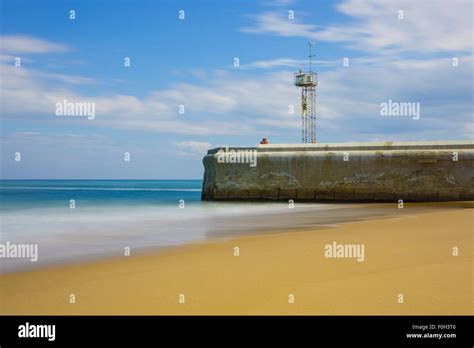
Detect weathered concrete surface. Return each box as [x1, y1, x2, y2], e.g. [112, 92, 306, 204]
[201, 141, 474, 202]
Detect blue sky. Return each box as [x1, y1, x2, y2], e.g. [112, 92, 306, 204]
[1, 0, 472, 179]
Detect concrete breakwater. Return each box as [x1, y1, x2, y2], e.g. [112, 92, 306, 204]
[201, 141, 474, 202]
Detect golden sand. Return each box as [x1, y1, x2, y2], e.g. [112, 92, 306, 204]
[1, 208, 472, 315]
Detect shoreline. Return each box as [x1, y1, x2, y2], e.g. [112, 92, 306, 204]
[1, 201, 471, 274]
[1, 204, 472, 315]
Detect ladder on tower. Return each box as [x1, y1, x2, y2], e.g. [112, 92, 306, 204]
[293, 42, 318, 144]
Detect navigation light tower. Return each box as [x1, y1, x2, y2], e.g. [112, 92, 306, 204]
[294, 42, 318, 144]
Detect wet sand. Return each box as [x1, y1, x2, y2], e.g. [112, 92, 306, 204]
[0, 203, 472, 315]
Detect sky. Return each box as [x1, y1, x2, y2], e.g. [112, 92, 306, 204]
[0, 0, 472, 179]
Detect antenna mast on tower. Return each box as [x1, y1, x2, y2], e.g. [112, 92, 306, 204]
[294, 42, 318, 143]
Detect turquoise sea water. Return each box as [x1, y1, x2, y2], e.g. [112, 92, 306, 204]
[0, 180, 334, 272]
[0, 180, 203, 211]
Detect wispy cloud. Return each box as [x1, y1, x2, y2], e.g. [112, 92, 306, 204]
[0, 35, 71, 54]
[241, 0, 473, 54]
[2, 54, 472, 141]
[0, 54, 292, 136]
[174, 141, 212, 157]
[242, 58, 305, 69]
[1, 24, 472, 143]
[242, 58, 340, 69]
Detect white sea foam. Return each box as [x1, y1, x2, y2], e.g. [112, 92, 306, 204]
[0, 202, 337, 273]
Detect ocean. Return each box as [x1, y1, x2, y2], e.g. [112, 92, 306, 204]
[0, 180, 340, 272]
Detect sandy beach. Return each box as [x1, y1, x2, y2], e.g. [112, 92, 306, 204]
[1, 204, 472, 315]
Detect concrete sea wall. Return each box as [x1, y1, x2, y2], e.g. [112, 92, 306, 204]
[201, 141, 474, 202]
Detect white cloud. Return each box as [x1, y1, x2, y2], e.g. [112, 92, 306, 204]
[242, 58, 342, 70]
[40, 72, 96, 85]
[152, 83, 237, 114]
[0, 60, 288, 136]
[1, 32, 472, 142]
[0, 131, 113, 149]
[0, 35, 71, 54]
[241, 12, 318, 38]
[241, 0, 473, 54]
[2, 55, 472, 141]
[174, 141, 212, 157]
[0, 54, 23, 62]
[242, 58, 304, 69]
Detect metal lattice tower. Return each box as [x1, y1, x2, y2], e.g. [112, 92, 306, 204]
[294, 42, 318, 144]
